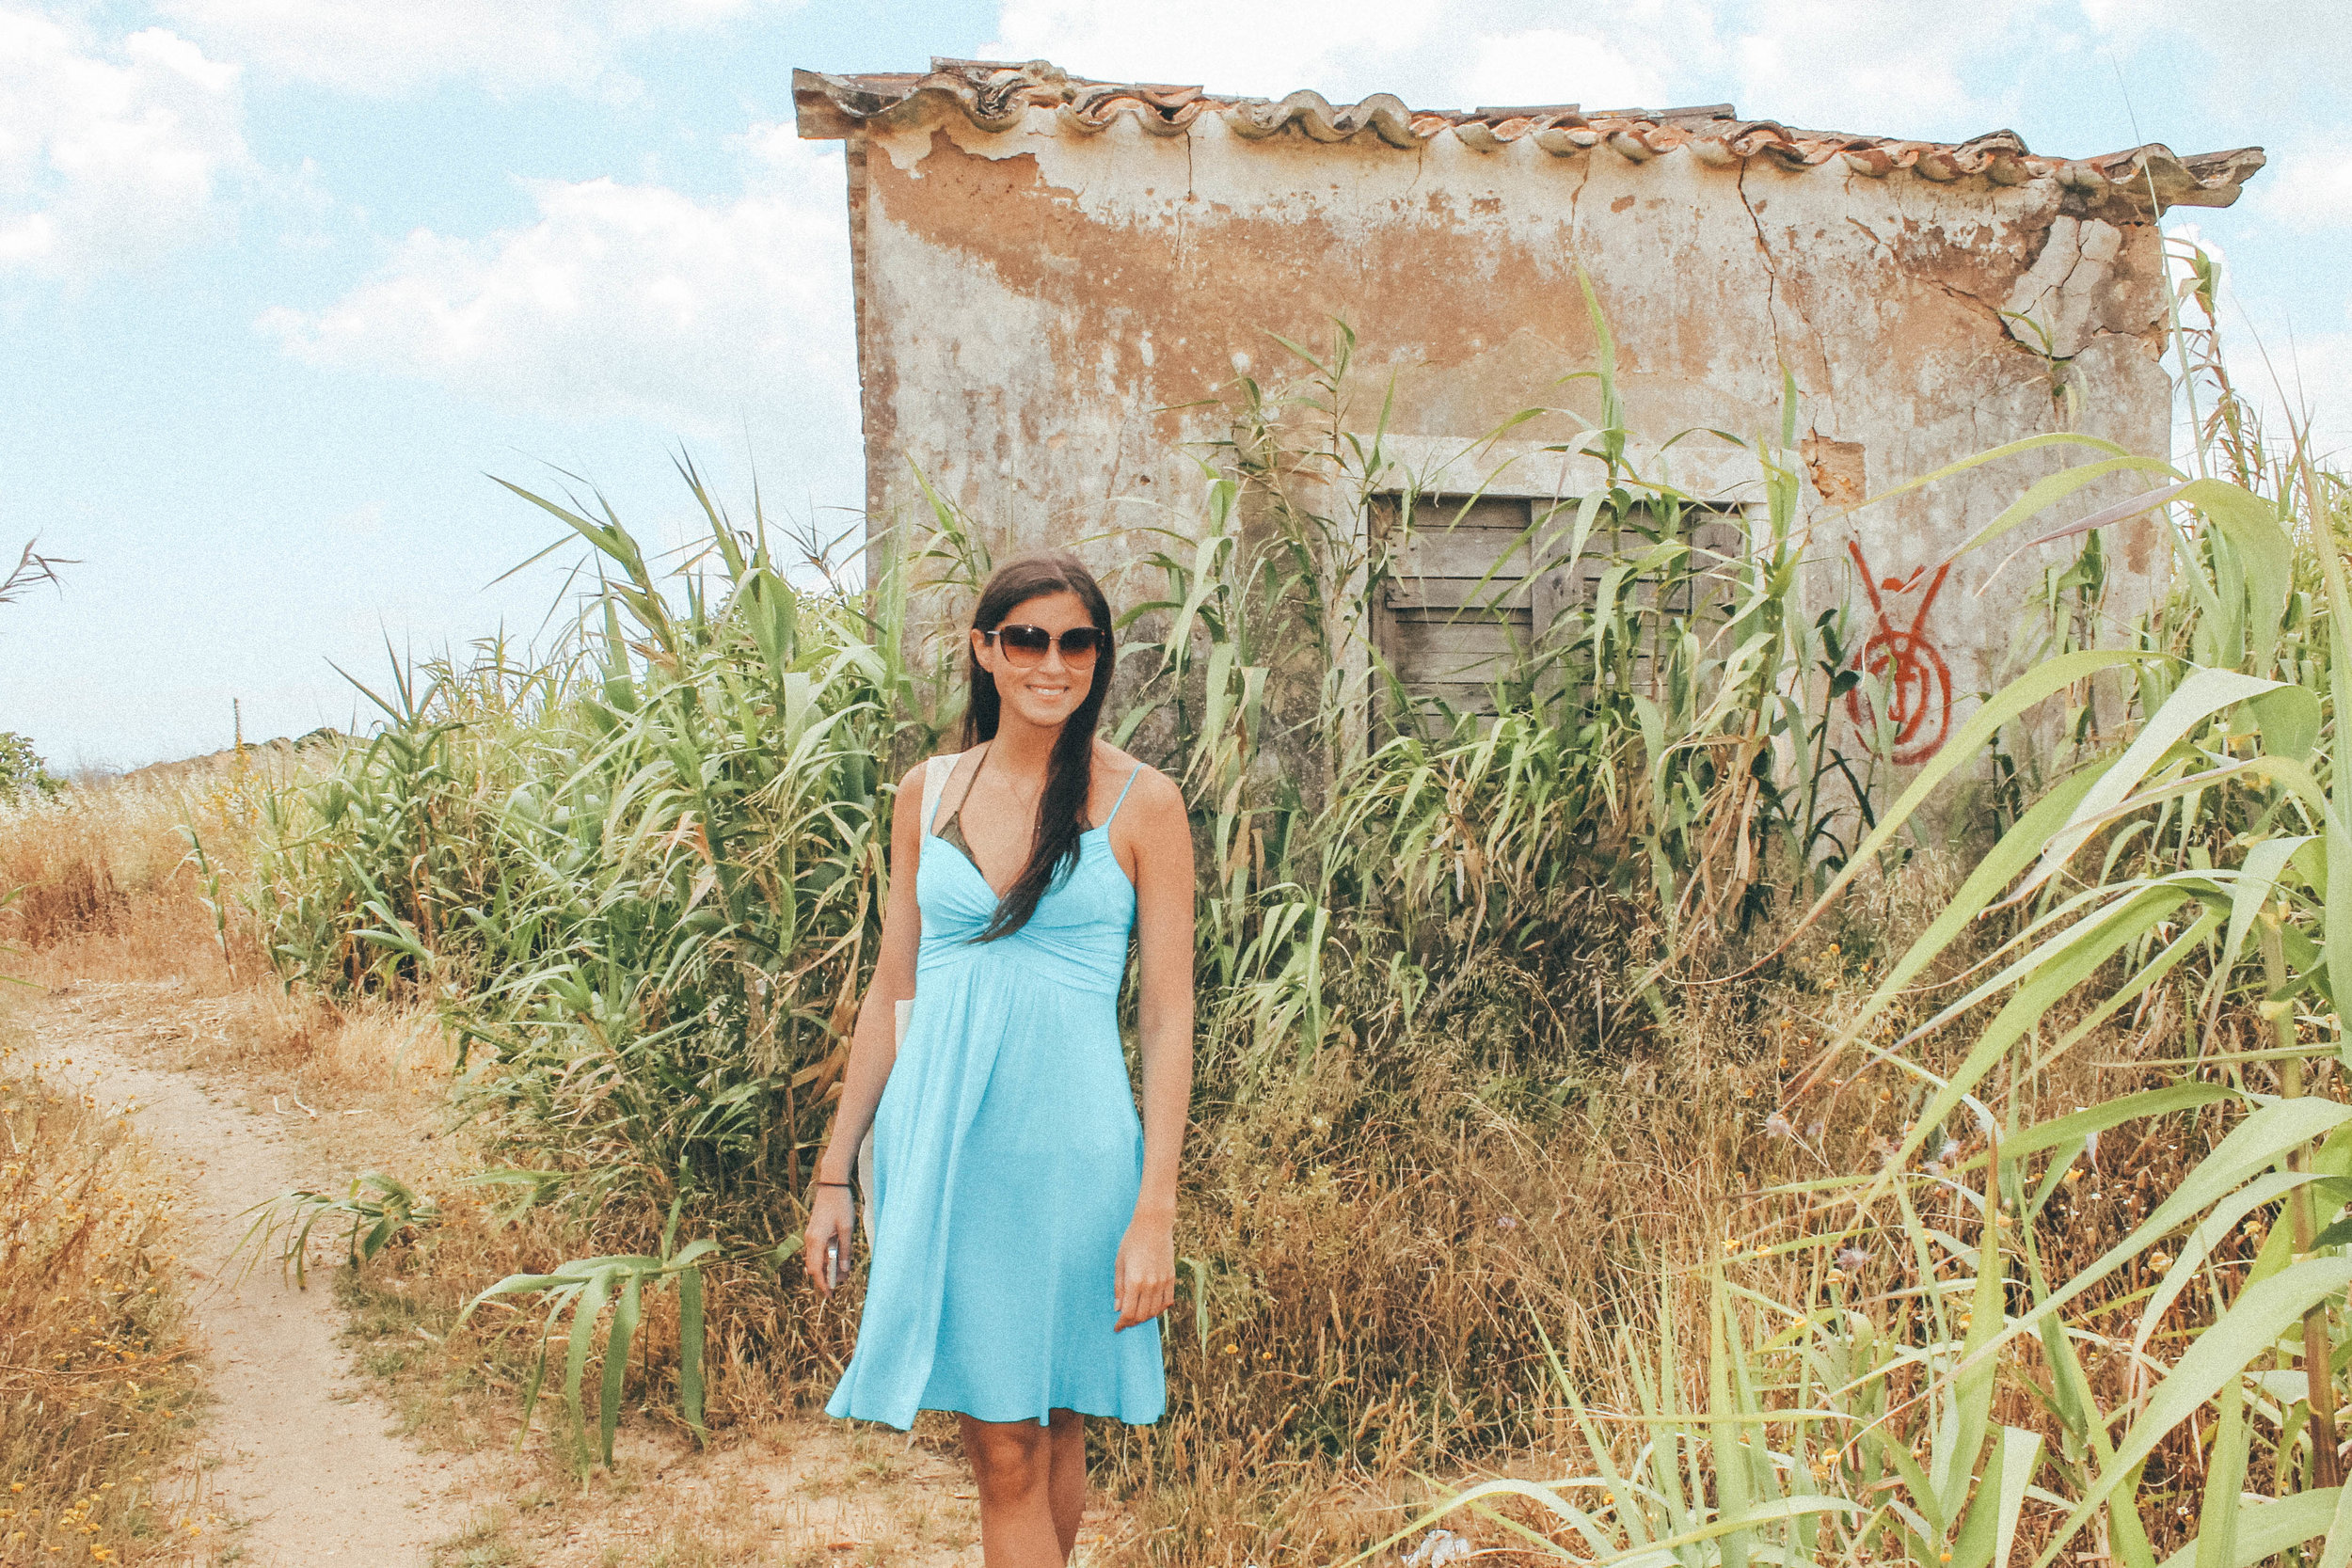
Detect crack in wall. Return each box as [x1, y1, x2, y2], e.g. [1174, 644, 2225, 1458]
[1735, 162, 1795, 403]
[1802, 298, 1842, 436]
[1923, 274, 2009, 326]
[1739, 163, 1846, 436]
[1176, 133, 1193, 305]
[1920, 273, 2115, 380]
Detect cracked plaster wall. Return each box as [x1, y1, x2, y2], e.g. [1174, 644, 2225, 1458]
[853, 106, 2172, 764]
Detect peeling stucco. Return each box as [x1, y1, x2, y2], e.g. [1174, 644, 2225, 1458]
[798, 59, 2263, 766]
[2004, 215, 2135, 358]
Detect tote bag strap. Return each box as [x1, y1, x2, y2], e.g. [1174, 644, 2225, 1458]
[919, 752, 957, 837]
[865, 752, 960, 1242]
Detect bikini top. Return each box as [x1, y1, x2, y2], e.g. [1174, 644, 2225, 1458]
[927, 746, 1140, 879]
[913, 748, 1143, 990]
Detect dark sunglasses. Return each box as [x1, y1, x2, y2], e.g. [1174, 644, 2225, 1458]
[982, 623, 1105, 667]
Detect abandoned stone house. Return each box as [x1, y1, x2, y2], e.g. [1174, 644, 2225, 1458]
[793, 57, 2261, 765]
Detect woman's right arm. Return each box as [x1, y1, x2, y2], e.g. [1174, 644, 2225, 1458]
[803, 759, 930, 1294]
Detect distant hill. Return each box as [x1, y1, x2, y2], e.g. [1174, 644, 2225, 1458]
[105, 727, 348, 787]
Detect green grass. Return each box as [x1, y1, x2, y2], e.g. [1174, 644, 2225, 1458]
[30, 248, 2352, 1560]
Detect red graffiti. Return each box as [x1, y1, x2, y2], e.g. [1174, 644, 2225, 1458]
[1843, 541, 1954, 766]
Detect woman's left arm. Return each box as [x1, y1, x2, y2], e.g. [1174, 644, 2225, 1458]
[1114, 768, 1195, 1333]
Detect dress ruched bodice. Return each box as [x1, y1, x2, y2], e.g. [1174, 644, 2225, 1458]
[916, 825, 1136, 995]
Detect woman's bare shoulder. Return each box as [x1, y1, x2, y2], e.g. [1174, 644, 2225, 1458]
[1090, 739, 1150, 779]
[1092, 743, 1183, 813]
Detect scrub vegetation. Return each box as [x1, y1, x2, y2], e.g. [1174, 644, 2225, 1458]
[0, 1023, 203, 1564]
[8, 260, 2352, 1564]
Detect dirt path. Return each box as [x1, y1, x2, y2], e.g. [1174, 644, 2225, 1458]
[19, 982, 1132, 1565]
[32, 989, 477, 1566]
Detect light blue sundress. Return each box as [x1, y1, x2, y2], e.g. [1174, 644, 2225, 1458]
[825, 752, 1166, 1429]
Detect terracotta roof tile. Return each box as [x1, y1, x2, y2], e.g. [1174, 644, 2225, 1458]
[793, 57, 2262, 212]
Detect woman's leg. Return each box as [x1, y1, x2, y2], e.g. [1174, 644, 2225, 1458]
[960, 1415, 1064, 1566]
[1045, 1408, 1086, 1558]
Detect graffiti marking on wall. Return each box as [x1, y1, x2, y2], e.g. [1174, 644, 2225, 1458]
[1844, 541, 1954, 766]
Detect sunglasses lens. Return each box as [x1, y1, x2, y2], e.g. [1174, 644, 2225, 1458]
[997, 625, 1053, 662]
[991, 624, 1104, 669]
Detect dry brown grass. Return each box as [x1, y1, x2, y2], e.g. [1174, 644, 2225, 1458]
[69, 983, 459, 1100]
[0, 751, 455, 1103]
[0, 1019, 203, 1565]
[1076, 858, 2241, 1563]
[0, 760, 2252, 1565]
[0, 758, 275, 994]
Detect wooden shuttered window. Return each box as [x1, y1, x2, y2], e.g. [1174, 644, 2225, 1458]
[1372, 495, 1539, 720]
[1370, 494, 1744, 725]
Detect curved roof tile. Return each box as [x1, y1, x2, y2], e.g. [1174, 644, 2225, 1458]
[794, 57, 2262, 212]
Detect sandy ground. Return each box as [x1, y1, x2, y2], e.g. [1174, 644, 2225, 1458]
[23, 981, 1132, 1566]
[36, 985, 478, 1566]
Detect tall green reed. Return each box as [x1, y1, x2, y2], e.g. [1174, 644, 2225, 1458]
[1403, 245, 2352, 1560]
[257, 298, 1875, 1196]
[249, 290, 2341, 1529]
[257, 467, 954, 1224]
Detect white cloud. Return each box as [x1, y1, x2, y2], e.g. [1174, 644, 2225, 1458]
[2079, 0, 2352, 103]
[2247, 147, 2352, 232]
[261, 129, 858, 455]
[1725, 0, 2041, 133]
[162, 0, 796, 96]
[979, 0, 1450, 103]
[980, 0, 2046, 130]
[0, 8, 247, 274]
[1459, 30, 1672, 114]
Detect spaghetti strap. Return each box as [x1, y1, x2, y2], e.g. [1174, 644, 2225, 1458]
[1103, 766, 1143, 828]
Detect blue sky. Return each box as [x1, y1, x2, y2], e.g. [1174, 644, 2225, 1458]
[2, 0, 2344, 768]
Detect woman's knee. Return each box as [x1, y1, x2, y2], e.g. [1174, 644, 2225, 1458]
[962, 1418, 1052, 1497]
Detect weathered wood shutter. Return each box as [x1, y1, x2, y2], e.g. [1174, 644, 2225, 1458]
[1372, 495, 1536, 721]
[1372, 494, 1744, 729]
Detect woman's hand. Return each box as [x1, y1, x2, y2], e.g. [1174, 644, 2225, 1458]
[803, 1186, 858, 1295]
[1113, 1209, 1175, 1331]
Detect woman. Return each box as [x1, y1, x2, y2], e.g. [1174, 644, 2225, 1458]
[804, 550, 1194, 1566]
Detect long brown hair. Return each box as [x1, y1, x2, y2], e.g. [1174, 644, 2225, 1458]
[961, 550, 1116, 941]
